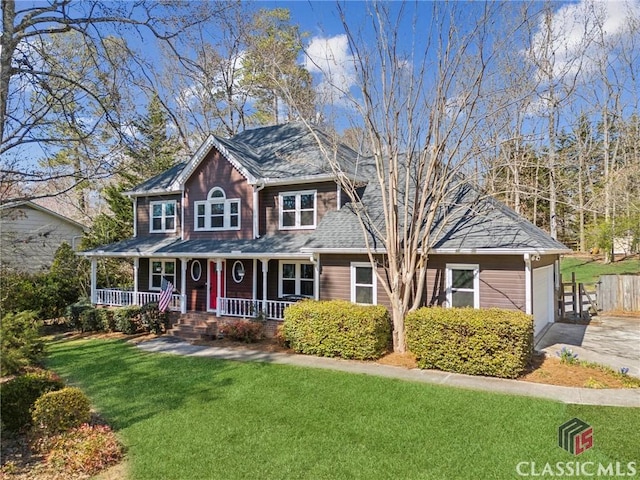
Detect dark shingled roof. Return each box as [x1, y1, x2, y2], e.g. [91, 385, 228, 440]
[114, 122, 568, 255]
[83, 233, 314, 257]
[304, 180, 569, 253]
[128, 162, 186, 194]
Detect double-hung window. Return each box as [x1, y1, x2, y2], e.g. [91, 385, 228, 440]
[279, 191, 316, 229]
[194, 187, 240, 231]
[279, 261, 315, 298]
[350, 262, 377, 304]
[150, 259, 176, 290]
[150, 200, 176, 233]
[446, 263, 480, 308]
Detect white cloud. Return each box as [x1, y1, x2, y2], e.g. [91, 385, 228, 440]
[304, 34, 357, 107]
[528, 0, 640, 84]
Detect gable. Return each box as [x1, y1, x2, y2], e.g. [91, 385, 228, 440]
[183, 147, 254, 240]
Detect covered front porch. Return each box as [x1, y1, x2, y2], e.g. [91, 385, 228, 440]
[93, 287, 296, 321]
[85, 234, 317, 321]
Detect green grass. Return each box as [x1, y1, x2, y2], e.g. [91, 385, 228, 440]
[45, 339, 639, 480]
[560, 256, 640, 285]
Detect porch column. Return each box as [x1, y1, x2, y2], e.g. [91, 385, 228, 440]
[133, 258, 139, 306]
[181, 258, 189, 314]
[252, 258, 258, 300]
[215, 259, 223, 317]
[260, 259, 269, 315]
[524, 253, 533, 315]
[313, 254, 320, 300]
[90, 258, 97, 304]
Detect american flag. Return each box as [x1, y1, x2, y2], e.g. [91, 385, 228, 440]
[158, 277, 175, 312]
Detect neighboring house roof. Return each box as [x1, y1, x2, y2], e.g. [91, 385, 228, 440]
[1, 200, 87, 231]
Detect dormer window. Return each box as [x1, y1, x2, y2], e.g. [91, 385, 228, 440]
[195, 187, 241, 231]
[279, 190, 316, 230]
[150, 200, 176, 233]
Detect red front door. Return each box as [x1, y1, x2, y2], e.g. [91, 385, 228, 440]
[209, 261, 226, 310]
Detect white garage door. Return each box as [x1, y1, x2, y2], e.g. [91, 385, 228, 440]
[532, 265, 554, 336]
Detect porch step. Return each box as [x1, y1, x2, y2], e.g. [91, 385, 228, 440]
[169, 313, 218, 341]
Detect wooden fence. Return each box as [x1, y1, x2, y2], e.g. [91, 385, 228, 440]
[597, 275, 640, 312]
[559, 272, 597, 319]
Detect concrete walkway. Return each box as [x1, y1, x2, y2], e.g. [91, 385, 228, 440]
[535, 316, 640, 378]
[136, 337, 639, 408]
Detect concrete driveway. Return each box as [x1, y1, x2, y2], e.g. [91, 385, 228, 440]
[535, 315, 640, 377]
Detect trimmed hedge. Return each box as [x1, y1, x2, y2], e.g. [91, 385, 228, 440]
[32, 387, 92, 435]
[405, 307, 533, 378]
[0, 371, 65, 433]
[113, 306, 143, 334]
[282, 300, 391, 360]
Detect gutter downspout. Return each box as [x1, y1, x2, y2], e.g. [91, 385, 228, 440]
[524, 253, 532, 315]
[133, 197, 138, 237]
[253, 182, 265, 239]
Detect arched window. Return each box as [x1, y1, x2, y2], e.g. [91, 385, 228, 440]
[194, 187, 241, 231]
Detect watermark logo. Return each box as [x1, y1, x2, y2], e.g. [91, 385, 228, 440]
[558, 417, 593, 455]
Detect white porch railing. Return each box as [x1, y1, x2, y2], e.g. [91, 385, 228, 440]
[218, 297, 295, 321]
[95, 288, 181, 311]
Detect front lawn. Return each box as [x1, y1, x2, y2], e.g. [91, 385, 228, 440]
[45, 339, 639, 479]
[560, 255, 640, 285]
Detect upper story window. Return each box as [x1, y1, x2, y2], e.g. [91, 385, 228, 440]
[279, 190, 316, 230]
[445, 263, 480, 308]
[194, 187, 241, 231]
[150, 200, 176, 233]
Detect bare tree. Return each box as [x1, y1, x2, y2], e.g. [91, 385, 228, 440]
[1, 0, 219, 201]
[292, 2, 523, 352]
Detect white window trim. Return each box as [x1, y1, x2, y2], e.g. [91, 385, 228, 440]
[194, 187, 241, 231]
[350, 262, 378, 305]
[278, 190, 317, 230]
[278, 261, 315, 297]
[190, 260, 202, 282]
[149, 200, 177, 233]
[149, 259, 176, 291]
[445, 263, 480, 308]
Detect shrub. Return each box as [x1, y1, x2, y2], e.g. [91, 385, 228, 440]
[0, 371, 65, 433]
[140, 302, 169, 334]
[113, 305, 143, 334]
[32, 387, 92, 435]
[65, 299, 93, 330]
[0, 310, 45, 376]
[78, 307, 109, 332]
[38, 424, 123, 476]
[405, 307, 533, 379]
[282, 300, 391, 360]
[219, 319, 264, 342]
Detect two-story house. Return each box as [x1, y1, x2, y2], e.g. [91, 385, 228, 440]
[84, 123, 570, 338]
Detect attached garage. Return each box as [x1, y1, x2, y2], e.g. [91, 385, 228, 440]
[532, 264, 555, 336]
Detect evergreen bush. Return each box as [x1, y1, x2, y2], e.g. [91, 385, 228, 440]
[405, 307, 533, 378]
[283, 300, 391, 360]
